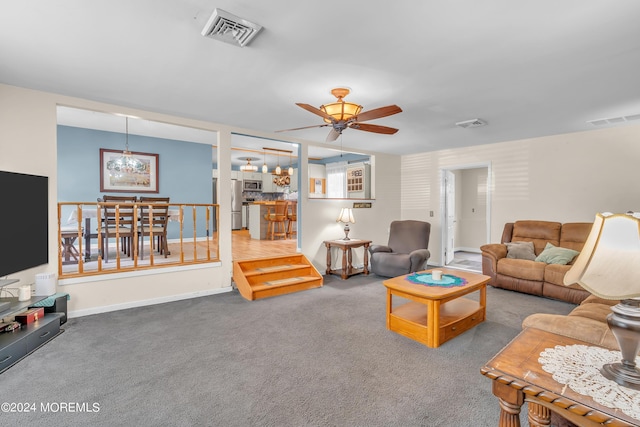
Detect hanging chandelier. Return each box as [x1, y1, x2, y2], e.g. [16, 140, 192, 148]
[288, 152, 294, 176]
[275, 152, 282, 175]
[106, 116, 145, 176]
[262, 150, 268, 173]
[240, 158, 258, 172]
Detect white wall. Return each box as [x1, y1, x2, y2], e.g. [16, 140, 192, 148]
[301, 153, 402, 272]
[401, 124, 640, 265]
[1, 83, 402, 315]
[0, 84, 235, 316]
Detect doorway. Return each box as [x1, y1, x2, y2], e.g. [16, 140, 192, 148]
[440, 164, 491, 272]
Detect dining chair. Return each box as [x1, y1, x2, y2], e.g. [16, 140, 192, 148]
[263, 200, 288, 240]
[99, 195, 137, 262]
[139, 196, 171, 259]
[60, 225, 83, 265]
[286, 200, 297, 239]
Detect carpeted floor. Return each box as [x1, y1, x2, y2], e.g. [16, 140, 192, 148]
[0, 274, 575, 426]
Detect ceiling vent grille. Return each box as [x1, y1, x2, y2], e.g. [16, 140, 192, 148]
[587, 114, 640, 126]
[201, 9, 262, 47]
[455, 118, 487, 129]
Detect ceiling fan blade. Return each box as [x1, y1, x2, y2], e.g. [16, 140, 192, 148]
[349, 123, 399, 135]
[326, 128, 341, 142]
[353, 105, 402, 122]
[296, 103, 335, 122]
[275, 123, 329, 133]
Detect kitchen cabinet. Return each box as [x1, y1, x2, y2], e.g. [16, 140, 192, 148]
[290, 168, 298, 192]
[262, 173, 276, 193]
[243, 172, 262, 181]
[231, 171, 243, 180]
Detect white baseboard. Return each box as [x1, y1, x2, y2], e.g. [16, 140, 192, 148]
[455, 247, 482, 254]
[68, 286, 233, 318]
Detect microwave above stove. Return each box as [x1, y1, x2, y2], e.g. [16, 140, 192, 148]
[243, 180, 262, 192]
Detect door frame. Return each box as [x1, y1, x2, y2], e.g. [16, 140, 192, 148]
[439, 162, 492, 266]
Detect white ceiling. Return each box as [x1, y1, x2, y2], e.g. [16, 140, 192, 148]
[3, 1, 640, 159]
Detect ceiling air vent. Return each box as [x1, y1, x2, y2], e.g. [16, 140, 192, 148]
[455, 118, 487, 129]
[201, 9, 262, 47]
[587, 114, 640, 126]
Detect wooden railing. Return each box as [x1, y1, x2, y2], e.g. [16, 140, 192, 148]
[57, 202, 219, 278]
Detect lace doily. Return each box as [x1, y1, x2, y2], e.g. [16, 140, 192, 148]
[404, 273, 467, 287]
[539, 344, 640, 420]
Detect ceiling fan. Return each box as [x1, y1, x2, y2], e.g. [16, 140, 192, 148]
[276, 87, 402, 142]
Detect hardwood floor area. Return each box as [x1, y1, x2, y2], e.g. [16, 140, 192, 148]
[232, 229, 297, 261]
[60, 229, 298, 277]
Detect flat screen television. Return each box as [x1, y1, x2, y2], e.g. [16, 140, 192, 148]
[0, 170, 49, 279]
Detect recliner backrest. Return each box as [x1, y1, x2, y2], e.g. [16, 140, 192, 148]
[387, 220, 431, 254]
[510, 220, 561, 255]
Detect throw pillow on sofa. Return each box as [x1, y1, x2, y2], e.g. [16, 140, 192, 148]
[505, 241, 537, 260]
[535, 242, 579, 265]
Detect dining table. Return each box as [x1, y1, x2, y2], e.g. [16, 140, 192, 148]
[67, 207, 180, 261]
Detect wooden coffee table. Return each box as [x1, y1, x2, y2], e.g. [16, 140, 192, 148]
[383, 268, 489, 348]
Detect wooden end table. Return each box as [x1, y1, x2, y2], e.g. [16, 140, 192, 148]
[324, 239, 372, 280]
[383, 268, 489, 348]
[481, 327, 639, 427]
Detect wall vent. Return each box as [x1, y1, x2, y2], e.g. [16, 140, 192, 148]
[201, 9, 262, 47]
[587, 114, 640, 126]
[455, 118, 487, 129]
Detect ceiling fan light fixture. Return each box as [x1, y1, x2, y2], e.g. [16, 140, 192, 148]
[321, 101, 362, 123]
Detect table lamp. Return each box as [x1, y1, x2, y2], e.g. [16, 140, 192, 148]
[336, 208, 355, 240]
[564, 212, 640, 390]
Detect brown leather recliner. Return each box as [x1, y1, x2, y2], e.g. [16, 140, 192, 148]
[369, 220, 431, 277]
[480, 220, 592, 304]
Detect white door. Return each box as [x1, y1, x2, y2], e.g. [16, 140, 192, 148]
[445, 170, 456, 264]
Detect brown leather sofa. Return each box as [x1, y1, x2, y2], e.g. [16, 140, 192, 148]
[480, 220, 593, 304]
[522, 295, 618, 349]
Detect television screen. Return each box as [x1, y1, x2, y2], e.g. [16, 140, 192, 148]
[0, 171, 49, 278]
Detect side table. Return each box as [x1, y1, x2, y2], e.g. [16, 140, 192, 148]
[324, 239, 372, 280]
[481, 327, 639, 427]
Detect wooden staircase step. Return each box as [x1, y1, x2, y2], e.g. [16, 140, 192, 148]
[232, 254, 323, 301]
[244, 263, 310, 276]
[251, 276, 323, 299]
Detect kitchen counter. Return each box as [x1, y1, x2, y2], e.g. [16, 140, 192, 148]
[248, 203, 271, 239]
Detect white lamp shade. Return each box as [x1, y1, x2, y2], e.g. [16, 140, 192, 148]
[336, 208, 355, 224]
[564, 212, 640, 300]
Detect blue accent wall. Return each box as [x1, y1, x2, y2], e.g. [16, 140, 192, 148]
[57, 125, 214, 238]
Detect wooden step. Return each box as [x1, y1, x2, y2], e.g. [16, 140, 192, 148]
[233, 254, 323, 301]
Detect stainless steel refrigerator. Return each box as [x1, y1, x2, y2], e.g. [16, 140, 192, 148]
[231, 179, 242, 230]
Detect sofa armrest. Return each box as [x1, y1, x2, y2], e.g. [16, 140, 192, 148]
[522, 316, 617, 349]
[480, 243, 507, 260]
[409, 248, 430, 271]
[480, 243, 507, 285]
[369, 244, 391, 254]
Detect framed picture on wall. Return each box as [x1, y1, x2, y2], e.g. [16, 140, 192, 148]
[100, 148, 159, 193]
